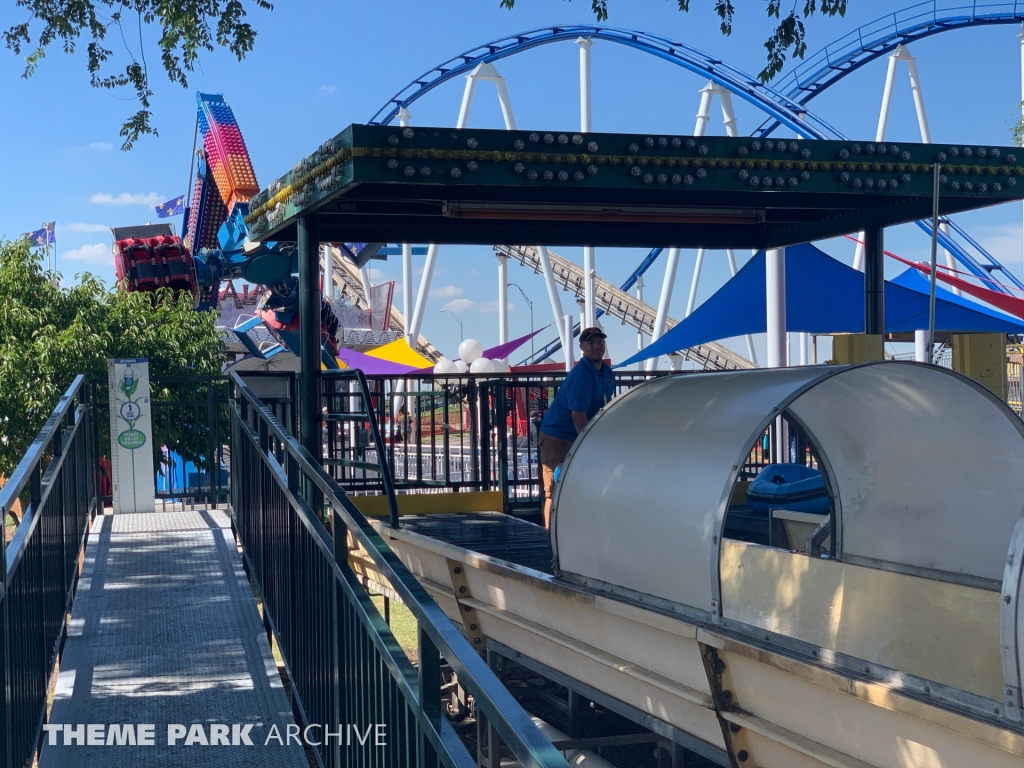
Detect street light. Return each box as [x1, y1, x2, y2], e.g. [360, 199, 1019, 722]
[507, 282, 535, 356]
[440, 308, 463, 340]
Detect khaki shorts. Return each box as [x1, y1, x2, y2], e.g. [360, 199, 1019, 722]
[538, 431, 574, 468]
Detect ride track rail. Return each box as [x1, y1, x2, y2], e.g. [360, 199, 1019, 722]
[365, 5, 1024, 366]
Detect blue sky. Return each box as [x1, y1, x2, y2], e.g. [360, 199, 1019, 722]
[3, 0, 1024, 365]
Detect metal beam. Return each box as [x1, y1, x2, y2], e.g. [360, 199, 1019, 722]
[864, 227, 885, 336]
[298, 215, 322, 467]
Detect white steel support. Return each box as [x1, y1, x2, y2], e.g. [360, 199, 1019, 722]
[766, 248, 787, 368]
[646, 247, 681, 372]
[497, 253, 509, 344]
[323, 244, 334, 300]
[1020, 23, 1024, 282]
[717, 88, 740, 137]
[563, 315, 575, 371]
[402, 243, 414, 345]
[359, 266, 373, 310]
[726, 249, 758, 365]
[694, 81, 738, 137]
[456, 76, 478, 129]
[577, 37, 593, 132]
[694, 83, 715, 136]
[799, 332, 809, 366]
[915, 329, 929, 362]
[685, 248, 705, 317]
[538, 246, 569, 361]
[577, 38, 597, 329]
[409, 243, 439, 343]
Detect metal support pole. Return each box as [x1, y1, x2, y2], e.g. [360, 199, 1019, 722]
[1019, 23, 1023, 283]
[456, 74, 478, 129]
[323, 244, 334, 300]
[915, 329, 929, 362]
[636, 274, 646, 370]
[577, 37, 593, 133]
[646, 247, 681, 371]
[864, 227, 885, 336]
[359, 264, 373, 308]
[298, 215, 322, 464]
[726, 249, 758, 365]
[409, 243, 439, 344]
[685, 248, 705, 317]
[766, 248, 786, 368]
[927, 164, 942, 361]
[583, 246, 596, 328]
[402, 242, 414, 346]
[694, 83, 715, 136]
[717, 87, 740, 137]
[563, 315, 575, 371]
[497, 253, 509, 344]
[538, 246, 568, 361]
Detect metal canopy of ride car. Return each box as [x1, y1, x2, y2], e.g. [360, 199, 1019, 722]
[247, 125, 1024, 248]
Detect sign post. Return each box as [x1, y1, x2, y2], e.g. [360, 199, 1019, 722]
[108, 358, 156, 513]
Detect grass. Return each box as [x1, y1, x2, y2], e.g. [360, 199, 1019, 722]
[371, 594, 419, 665]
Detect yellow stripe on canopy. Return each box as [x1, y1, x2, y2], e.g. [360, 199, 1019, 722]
[365, 338, 434, 369]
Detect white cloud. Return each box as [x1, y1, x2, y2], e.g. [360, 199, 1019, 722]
[62, 243, 111, 264]
[368, 268, 392, 282]
[430, 285, 462, 298]
[319, 85, 338, 94]
[441, 298, 474, 312]
[88, 141, 113, 150]
[64, 222, 108, 233]
[90, 192, 161, 206]
[478, 300, 514, 313]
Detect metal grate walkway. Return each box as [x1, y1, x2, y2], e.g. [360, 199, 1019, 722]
[40, 510, 309, 767]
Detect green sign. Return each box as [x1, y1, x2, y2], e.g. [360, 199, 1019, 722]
[117, 429, 146, 450]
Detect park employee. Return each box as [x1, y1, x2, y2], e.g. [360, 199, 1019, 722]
[538, 327, 615, 528]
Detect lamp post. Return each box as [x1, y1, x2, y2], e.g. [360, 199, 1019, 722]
[440, 308, 463, 341]
[507, 282, 534, 356]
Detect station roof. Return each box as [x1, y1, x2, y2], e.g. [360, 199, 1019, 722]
[246, 125, 1024, 249]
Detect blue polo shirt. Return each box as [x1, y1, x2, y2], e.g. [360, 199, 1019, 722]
[540, 358, 616, 441]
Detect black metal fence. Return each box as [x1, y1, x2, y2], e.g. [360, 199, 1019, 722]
[321, 371, 668, 517]
[0, 376, 96, 768]
[229, 370, 569, 768]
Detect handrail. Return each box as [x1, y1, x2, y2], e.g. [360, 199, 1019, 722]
[1, 374, 96, 768]
[229, 370, 569, 767]
[322, 368, 401, 527]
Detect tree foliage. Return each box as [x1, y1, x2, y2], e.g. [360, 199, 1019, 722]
[0, 238, 224, 476]
[499, 0, 848, 83]
[4, 0, 272, 149]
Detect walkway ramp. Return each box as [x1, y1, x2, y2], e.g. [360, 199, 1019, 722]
[40, 509, 308, 768]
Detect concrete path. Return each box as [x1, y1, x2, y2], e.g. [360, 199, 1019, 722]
[40, 510, 309, 767]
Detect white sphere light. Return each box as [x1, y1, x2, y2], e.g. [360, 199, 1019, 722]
[470, 357, 494, 374]
[458, 338, 484, 364]
[454, 360, 469, 374]
[494, 358, 511, 372]
[433, 358, 457, 375]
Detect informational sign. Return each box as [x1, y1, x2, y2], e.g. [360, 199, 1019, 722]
[108, 358, 155, 513]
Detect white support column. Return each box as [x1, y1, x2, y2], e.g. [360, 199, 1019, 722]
[497, 253, 509, 344]
[727, 249, 758, 365]
[766, 248, 787, 368]
[799, 332, 809, 366]
[456, 75, 478, 129]
[461, 62, 517, 130]
[409, 243, 439, 343]
[323, 244, 335, 300]
[685, 248, 705, 317]
[717, 87, 740, 137]
[563, 315, 575, 371]
[646, 247, 681, 371]
[402, 243, 414, 345]
[577, 37, 593, 132]
[694, 82, 715, 136]
[359, 265, 373, 310]
[537, 246, 569, 361]
[915, 329, 929, 362]
[577, 38, 596, 329]
[1021, 24, 1024, 282]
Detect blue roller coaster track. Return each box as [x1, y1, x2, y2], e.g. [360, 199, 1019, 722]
[368, 2, 1024, 364]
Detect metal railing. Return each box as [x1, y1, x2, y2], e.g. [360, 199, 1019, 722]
[321, 371, 669, 516]
[229, 371, 569, 768]
[0, 376, 96, 768]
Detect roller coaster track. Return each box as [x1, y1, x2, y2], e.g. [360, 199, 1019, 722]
[496, 245, 754, 371]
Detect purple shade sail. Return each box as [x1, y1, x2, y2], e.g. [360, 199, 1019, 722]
[336, 347, 417, 375]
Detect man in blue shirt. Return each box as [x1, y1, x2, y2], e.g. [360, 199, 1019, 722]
[538, 327, 616, 527]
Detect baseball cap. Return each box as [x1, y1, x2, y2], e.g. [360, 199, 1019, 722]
[579, 327, 607, 343]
